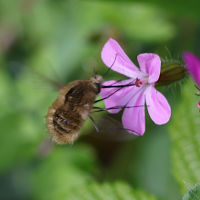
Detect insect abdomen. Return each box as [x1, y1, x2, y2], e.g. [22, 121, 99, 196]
[47, 104, 84, 144]
[54, 106, 83, 133]
[46, 78, 102, 145]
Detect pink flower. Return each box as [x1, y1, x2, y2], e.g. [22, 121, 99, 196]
[183, 52, 200, 86]
[183, 52, 200, 111]
[100, 38, 171, 136]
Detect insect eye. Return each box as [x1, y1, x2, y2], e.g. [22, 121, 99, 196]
[93, 83, 100, 93]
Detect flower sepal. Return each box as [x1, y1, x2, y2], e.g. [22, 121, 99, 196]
[155, 61, 186, 87]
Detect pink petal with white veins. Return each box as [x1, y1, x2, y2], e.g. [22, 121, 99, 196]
[137, 53, 161, 83]
[122, 86, 146, 136]
[183, 52, 200, 86]
[100, 79, 136, 113]
[101, 38, 144, 79]
[146, 85, 171, 124]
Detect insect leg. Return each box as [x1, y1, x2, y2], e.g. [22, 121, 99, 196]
[89, 115, 100, 132]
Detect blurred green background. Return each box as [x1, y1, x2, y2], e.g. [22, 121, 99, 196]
[0, 0, 200, 199]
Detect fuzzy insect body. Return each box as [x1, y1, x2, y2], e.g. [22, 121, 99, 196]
[46, 75, 103, 144]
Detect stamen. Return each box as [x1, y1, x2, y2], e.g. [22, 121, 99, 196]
[135, 78, 143, 87]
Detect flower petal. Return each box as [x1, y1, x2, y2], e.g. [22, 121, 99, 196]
[101, 38, 144, 78]
[183, 52, 200, 86]
[146, 85, 171, 124]
[122, 86, 146, 136]
[137, 53, 161, 83]
[100, 79, 136, 113]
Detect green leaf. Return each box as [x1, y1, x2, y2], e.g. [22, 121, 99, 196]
[183, 183, 200, 200]
[169, 79, 200, 194]
[93, 0, 200, 22]
[79, 1, 176, 42]
[0, 68, 46, 174]
[31, 144, 97, 200]
[65, 181, 159, 200]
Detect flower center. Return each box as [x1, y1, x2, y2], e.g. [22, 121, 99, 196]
[135, 78, 142, 87]
[135, 78, 148, 87]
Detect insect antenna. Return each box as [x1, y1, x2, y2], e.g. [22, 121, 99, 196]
[101, 53, 118, 77]
[94, 67, 98, 79]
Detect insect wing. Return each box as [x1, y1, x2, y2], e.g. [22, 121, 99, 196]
[21, 66, 65, 92]
[87, 113, 138, 141]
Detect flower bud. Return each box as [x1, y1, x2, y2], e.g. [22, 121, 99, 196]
[155, 61, 186, 87]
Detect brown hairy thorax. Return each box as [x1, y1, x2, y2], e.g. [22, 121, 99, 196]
[46, 75, 103, 144]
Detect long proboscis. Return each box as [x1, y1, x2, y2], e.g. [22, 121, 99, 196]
[95, 79, 136, 104]
[92, 105, 145, 112]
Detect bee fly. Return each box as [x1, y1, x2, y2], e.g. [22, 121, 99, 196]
[46, 74, 104, 144]
[46, 54, 138, 145]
